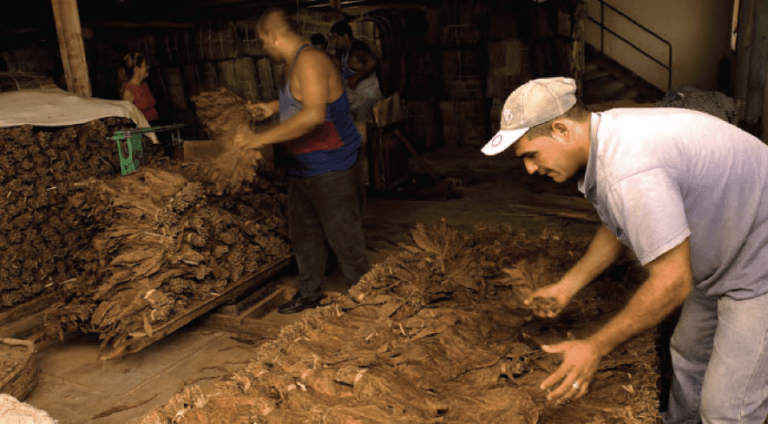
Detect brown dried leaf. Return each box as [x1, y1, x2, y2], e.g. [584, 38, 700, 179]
[143, 312, 154, 338]
[410, 223, 440, 256]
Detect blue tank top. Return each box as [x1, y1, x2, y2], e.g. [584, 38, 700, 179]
[341, 48, 355, 81]
[279, 44, 361, 177]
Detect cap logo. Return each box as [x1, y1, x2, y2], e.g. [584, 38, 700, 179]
[489, 134, 503, 147]
[502, 109, 514, 123]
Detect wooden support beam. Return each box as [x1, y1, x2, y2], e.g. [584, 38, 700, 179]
[330, 0, 341, 10]
[393, 129, 439, 184]
[51, 0, 92, 96]
[735, 0, 768, 136]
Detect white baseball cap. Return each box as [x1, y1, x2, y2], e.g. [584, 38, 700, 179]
[481, 77, 577, 156]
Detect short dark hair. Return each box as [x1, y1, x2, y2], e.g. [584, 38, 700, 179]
[118, 52, 147, 87]
[257, 7, 298, 35]
[524, 102, 591, 139]
[330, 21, 353, 38]
[310, 33, 327, 46]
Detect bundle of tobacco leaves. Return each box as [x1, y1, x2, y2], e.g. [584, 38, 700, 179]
[192, 88, 254, 140]
[191, 88, 274, 195]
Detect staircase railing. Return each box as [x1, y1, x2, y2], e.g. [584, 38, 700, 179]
[586, 0, 672, 91]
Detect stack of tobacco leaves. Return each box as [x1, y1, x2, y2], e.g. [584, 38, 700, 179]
[0, 109, 291, 355]
[0, 119, 132, 310]
[142, 220, 661, 424]
[44, 163, 290, 356]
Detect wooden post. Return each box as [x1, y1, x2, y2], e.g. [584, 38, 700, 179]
[51, 0, 92, 96]
[734, 0, 768, 137]
[330, 0, 341, 10]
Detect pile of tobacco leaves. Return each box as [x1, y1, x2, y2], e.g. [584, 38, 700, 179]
[142, 220, 660, 424]
[0, 101, 291, 356]
[0, 119, 134, 309]
[44, 161, 291, 356]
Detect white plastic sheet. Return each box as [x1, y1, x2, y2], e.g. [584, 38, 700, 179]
[0, 89, 159, 143]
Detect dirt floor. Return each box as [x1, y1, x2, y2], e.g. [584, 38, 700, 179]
[20, 145, 667, 423]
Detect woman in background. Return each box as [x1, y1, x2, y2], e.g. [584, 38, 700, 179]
[118, 52, 159, 124]
[118, 52, 177, 157]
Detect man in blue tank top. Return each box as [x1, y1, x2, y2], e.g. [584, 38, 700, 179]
[234, 7, 369, 314]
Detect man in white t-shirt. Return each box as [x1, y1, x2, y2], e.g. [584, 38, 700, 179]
[482, 77, 768, 424]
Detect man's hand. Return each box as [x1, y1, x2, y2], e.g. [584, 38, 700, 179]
[246, 102, 275, 121]
[232, 126, 264, 152]
[539, 339, 602, 403]
[524, 282, 573, 318]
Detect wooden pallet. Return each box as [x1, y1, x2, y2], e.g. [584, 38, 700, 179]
[198, 282, 288, 338]
[0, 291, 64, 340]
[98, 256, 293, 360]
[0, 338, 37, 401]
[0, 258, 293, 360]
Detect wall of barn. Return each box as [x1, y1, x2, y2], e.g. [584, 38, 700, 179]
[763, 64, 768, 143]
[584, 0, 734, 92]
[0, 1, 586, 151]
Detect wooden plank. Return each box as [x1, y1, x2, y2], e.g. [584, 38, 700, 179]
[743, 0, 768, 127]
[99, 255, 292, 360]
[0, 337, 37, 401]
[0, 311, 45, 339]
[394, 129, 439, 184]
[505, 192, 600, 223]
[0, 291, 64, 327]
[51, 0, 92, 96]
[503, 208, 600, 223]
[216, 281, 277, 316]
[197, 314, 282, 338]
[236, 286, 286, 321]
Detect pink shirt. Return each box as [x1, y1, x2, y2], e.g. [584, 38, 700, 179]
[123, 82, 159, 121]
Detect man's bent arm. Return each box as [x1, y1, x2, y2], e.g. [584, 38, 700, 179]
[588, 238, 692, 356]
[349, 48, 377, 85]
[259, 52, 329, 145]
[558, 224, 626, 298]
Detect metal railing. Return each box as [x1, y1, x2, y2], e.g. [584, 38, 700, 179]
[587, 0, 672, 91]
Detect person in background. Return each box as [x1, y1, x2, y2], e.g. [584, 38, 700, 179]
[119, 52, 177, 158]
[482, 76, 768, 424]
[310, 33, 328, 52]
[119, 52, 159, 124]
[329, 20, 381, 122]
[233, 7, 369, 314]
